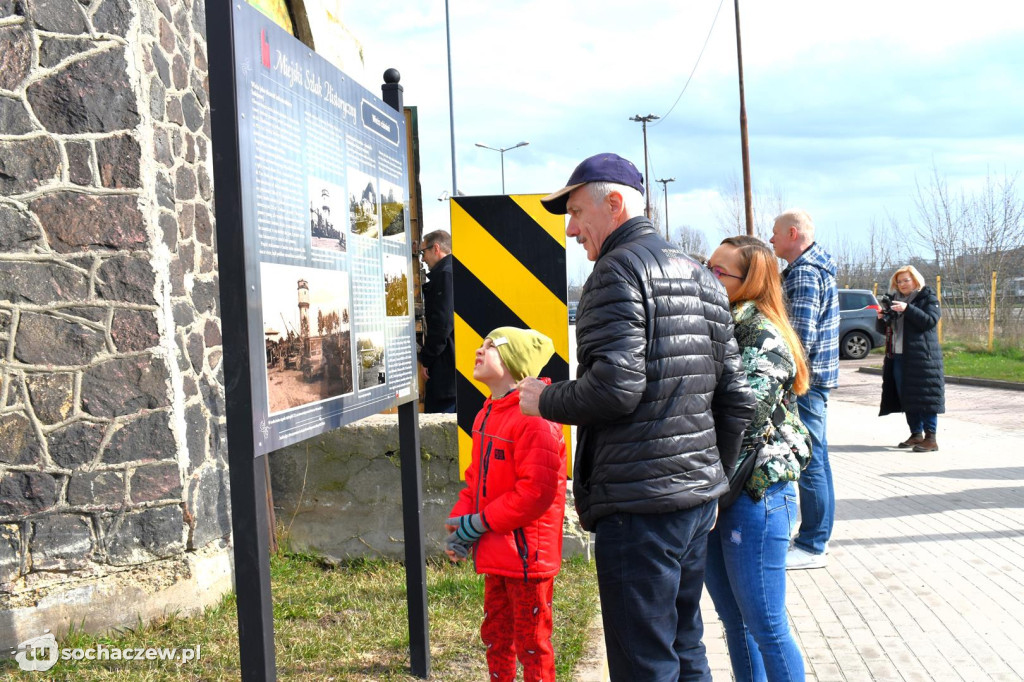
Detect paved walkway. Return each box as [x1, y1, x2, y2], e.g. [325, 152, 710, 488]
[576, 357, 1024, 681]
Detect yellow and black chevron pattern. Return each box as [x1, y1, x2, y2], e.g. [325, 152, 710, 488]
[451, 195, 572, 478]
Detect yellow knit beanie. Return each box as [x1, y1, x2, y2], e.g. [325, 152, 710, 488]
[485, 327, 555, 382]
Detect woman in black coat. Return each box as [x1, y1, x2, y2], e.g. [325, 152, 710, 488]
[876, 265, 945, 451]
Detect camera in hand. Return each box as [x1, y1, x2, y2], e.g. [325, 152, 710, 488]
[878, 293, 898, 323]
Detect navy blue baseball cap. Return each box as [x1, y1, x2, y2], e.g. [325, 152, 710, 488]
[540, 153, 645, 214]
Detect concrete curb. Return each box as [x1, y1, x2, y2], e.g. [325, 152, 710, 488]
[856, 366, 1024, 391]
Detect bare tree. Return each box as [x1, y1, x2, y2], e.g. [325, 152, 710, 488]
[715, 174, 788, 241]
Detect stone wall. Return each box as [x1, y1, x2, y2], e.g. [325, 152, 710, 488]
[0, 0, 231, 644]
[270, 414, 591, 563]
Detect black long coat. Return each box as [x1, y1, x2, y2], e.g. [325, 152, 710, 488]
[877, 286, 945, 416]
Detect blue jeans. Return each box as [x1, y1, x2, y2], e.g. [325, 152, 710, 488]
[595, 502, 717, 682]
[794, 386, 833, 554]
[892, 356, 938, 433]
[706, 482, 806, 682]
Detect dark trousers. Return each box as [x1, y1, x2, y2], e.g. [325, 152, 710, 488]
[423, 396, 456, 414]
[595, 502, 717, 682]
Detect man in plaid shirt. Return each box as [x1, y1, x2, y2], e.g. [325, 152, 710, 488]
[770, 208, 840, 570]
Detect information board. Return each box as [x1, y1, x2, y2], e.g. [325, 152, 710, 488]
[229, 4, 417, 456]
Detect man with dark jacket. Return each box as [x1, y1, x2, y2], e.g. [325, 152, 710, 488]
[519, 153, 755, 681]
[418, 230, 456, 413]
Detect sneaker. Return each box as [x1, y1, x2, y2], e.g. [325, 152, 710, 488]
[786, 546, 827, 570]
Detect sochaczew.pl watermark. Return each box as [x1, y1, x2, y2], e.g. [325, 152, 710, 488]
[11, 631, 201, 672]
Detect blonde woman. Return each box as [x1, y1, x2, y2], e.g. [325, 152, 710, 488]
[704, 235, 811, 681]
[876, 265, 945, 451]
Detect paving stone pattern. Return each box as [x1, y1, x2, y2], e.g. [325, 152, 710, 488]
[0, 0, 228, 598]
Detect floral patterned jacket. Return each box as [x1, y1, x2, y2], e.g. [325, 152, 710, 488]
[731, 301, 812, 500]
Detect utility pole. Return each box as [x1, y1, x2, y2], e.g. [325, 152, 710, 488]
[445, 0, 458, 195]
[629, 114, 659, 219]
[734, 0, 754, 235]
[656, 177, 675, 241]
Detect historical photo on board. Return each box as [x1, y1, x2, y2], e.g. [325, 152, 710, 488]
[348, 168, 379, 239]
[308, 177, 346, 252]
[356, 331, 386, 390]
[383, 253, 409, 318]
[379, 178, 405, 239]
[261, 263, 354, 413]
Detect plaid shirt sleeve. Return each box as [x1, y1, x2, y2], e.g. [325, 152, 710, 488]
[783, 260, 840, 388]
[783, 264, 822, 351]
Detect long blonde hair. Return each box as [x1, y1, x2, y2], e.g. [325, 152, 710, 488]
[721, 235, 809, 395]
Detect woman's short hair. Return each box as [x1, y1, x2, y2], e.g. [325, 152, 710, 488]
[890, 265, 925, 291]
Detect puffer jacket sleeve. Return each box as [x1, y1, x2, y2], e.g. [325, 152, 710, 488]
[703, 278, 755, 475]
[448, 409, 483, 519]
[540, 257, 647, 425]
[479, 418, 563, 532]
[903, 287, 940, 331]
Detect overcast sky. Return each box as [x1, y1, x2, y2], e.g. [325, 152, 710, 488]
[337, 1, 1024, 278]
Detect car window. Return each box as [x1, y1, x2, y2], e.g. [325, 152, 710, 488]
[839, 292, 874, 311]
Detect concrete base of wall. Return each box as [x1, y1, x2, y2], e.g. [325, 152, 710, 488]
[0, 541, 232, 650]
[270, 413, 591, 563]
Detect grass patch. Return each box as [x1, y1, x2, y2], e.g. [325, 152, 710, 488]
[942, 343, 1024, 383]
[0, 553, 599, 681]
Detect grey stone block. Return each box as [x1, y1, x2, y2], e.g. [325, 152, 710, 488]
[0, 204, 40, 251]
[67, 471, 124, 506]
[26, 372, 76, 425]
[96, 133, 141, 189]
[82, 356, 170, 418]
[0, 261, 90, 305]
[0, 94, 34, 135]
[186, 466, 231, 549]
[110, 308, 160, 353]
[102, 411, 176, 464]
[0, 25, 32, 91]
[30, 0, 88, 33]
[0, 524, 21, 585]
[103, 505, 184, 565]
[48, 420, 105, 469]
[66, 139, 94, 185]
[30, 514, 94, 571]
[96, 253, 156, 304]
[31, 192, 145, 253]
[26, 48, 139, 134]
[0, 137, 61, 194]
[0, 411, 41, 465]
[39, 36, 96, 69]
[92, 0, 133, 36]
[14, 312, 106, 366]
[130, 463, 182, 504]
[0, 473, 59, 517]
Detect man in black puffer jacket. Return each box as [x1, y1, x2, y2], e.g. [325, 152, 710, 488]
[519, 153, 754, 681]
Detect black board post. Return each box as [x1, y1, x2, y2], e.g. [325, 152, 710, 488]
[382, 68, 430, 679]
[207, 0, 277, 679]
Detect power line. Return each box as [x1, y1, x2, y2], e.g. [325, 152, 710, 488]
[653, 0, 726, 127]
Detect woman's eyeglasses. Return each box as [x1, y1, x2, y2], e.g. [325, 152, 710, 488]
[708, 264, 744, 281]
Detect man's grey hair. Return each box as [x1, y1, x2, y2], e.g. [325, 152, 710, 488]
[775, 208, 816, 240]
[421, 229, 452, 254]
[588, 182, 647, 218]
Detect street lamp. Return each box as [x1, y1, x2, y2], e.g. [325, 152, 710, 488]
[629, 114, 659, 218]
[656, 177, 675, 241]
[475, 141, 529, 194]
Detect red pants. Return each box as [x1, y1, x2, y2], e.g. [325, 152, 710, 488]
[480, 574, 556, 682]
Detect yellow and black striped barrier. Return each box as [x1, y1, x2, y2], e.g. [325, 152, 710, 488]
[451, 194, 572, 478]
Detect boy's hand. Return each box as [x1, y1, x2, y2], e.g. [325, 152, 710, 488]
[446, 514, 487, 544]
[444, 538, 470, 562]
[517, 377, 545, 416]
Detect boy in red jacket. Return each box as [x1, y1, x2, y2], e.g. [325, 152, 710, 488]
[445, 326, 567, 682]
